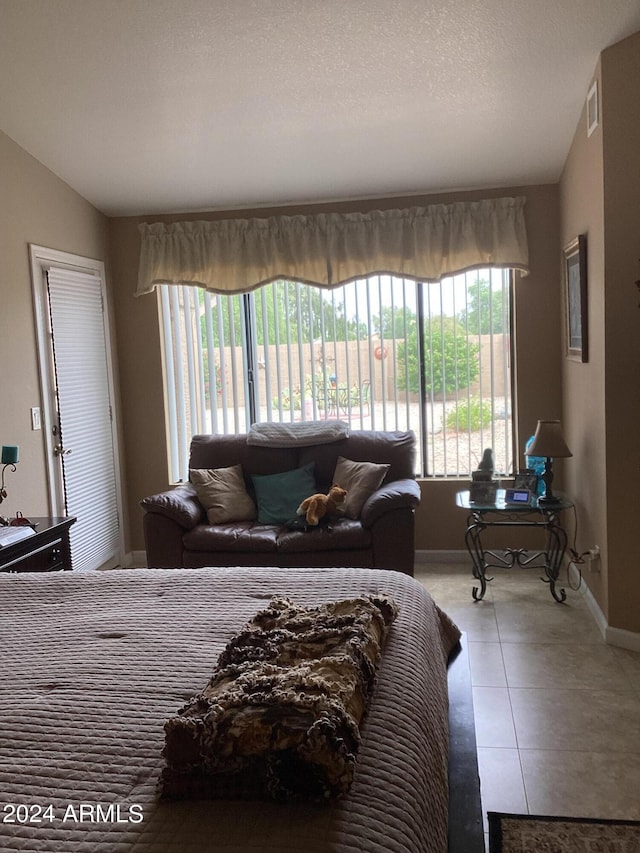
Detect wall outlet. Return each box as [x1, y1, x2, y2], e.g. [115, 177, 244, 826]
[586, 545, 601, 572]
[31, 407, 41, 430]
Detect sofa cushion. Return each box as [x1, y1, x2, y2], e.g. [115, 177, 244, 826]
[251, 463, 317, 524]
[277, 518, 371, 553]
[333, 457, 390, 519]
[190, 465, 257, 524]
[183, 522, 279, 553]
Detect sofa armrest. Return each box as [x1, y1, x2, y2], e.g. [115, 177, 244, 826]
[140, 484, 203, 530]
[360, 478, 421, 528]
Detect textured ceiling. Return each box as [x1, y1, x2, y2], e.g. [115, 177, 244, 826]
[1, 0, 640, 217]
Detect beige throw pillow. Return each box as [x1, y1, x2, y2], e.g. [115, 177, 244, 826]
[333, 457, 390, 519]
[190, 465, 256, 524]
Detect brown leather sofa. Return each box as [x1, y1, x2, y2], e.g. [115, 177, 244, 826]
[140, 430, 421, 575]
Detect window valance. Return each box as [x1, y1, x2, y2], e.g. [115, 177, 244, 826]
[136, 196, 529, 296]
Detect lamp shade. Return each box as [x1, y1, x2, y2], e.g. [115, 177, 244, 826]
[527, 420, 572, 458]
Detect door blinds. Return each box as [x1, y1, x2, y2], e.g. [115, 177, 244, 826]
[46, 267, 120, 571]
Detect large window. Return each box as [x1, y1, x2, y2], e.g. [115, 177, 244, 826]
[159, 269, 515, 482]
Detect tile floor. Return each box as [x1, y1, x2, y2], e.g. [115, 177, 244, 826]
[414, 554, 640, 844]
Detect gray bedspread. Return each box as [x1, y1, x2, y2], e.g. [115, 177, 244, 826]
[0, 566, 460, 853]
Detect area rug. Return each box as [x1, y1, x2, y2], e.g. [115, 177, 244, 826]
[488, 811, 640, 852]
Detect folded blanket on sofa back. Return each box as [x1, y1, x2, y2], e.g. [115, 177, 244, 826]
[246, 419, 349, 447]
[160, 593, 398, 802]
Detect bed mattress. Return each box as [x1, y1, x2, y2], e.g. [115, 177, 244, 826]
[0, 566, 460, 853]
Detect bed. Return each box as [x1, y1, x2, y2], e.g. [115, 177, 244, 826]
[0, 566, 461, 852]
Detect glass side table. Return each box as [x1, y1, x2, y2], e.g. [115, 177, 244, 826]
[455, 490, 573, 603]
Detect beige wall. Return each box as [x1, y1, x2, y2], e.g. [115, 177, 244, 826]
[559, 30, 640, 634]
[601, 32, 640, 632]
[109, 183, 562, 554]
[0, 131, 111, 520]
[559, 59, 609, 618]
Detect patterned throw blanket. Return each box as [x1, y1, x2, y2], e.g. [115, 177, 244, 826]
[161, 594, 398, 802]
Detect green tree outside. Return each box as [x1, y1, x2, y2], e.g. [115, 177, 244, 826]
[200, 281, 482, 402]
[199, 281, 365, 346]
[457, 278, 506, 334]
[375, 305, 480, 396]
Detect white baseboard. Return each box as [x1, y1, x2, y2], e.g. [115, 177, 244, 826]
[605, 625, 640, 652]
[121, 550, 147, 568]
[569, 562, 640, 652]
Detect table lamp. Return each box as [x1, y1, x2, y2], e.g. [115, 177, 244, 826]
[527, 421, 571, 505]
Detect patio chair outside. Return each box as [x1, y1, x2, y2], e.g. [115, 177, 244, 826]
[349, 378, 370, 416]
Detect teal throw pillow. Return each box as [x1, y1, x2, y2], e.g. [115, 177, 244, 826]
[252, 464, 316, 524]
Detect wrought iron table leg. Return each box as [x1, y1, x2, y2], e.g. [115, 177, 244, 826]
[465, 521, 493, 602]
[541, 519, 567, 603]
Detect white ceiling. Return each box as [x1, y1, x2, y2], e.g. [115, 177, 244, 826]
[2, 0, 640, 218]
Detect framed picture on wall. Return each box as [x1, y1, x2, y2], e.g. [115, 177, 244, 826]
[564, 234, 588, 362]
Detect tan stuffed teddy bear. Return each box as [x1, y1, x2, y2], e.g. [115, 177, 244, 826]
[296, 484, 347, 527]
